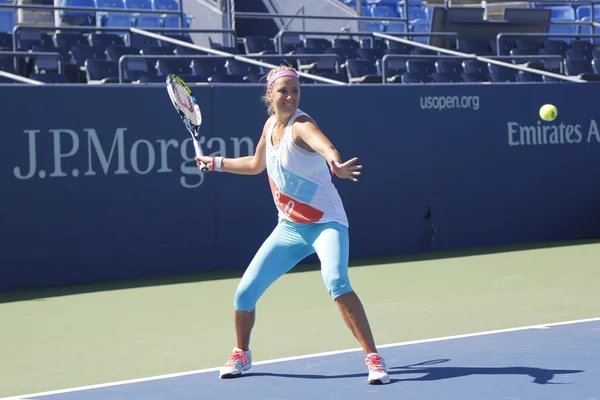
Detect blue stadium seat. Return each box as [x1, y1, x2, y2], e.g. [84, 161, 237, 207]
[411, 19, 430, 44]
[569, 40, 594, 55]
[243, 36, 276, 54]
[54, 32, 89, 50]
[430, 71, 461, 83]
[575, 5, 600, 21]
[70, 45, 106, 67]
[226, 59, 261, 78]
[578, 17, 600, 44]
[275, 33, 303, 53]
[0, 56, 16, 74]
[124, 0, 151, 9]
[90, 33, 125, 50]
[356, 48, 384, 62]
[59, 0, 95, 25]
[105, 45, 139, 61]
[156, 58, 191, 76]
[190, 57, 227, 79]
[488, 63, 517, 82]
[325, 47, 358, 63]
[457, 39, 493, 55]
[293, 47, 337, 73]
[548, 19, 577, 43]
[303, 38, 331, 51]
[385, 20, 407, 33]
[543, 39, 568, 56]
[0, 9, 15, 32]
[385, 40, 411, 54]
[401, 71, 432, 83]
[122, 58, 156, 81]
[435, 59, 462, 74]
[95, 0, 135, 28]
[376, 57, 406, 82]
[135, 15, 163, 27]
[332, 38, 360, 49]
[85, 59, 119, 82]
[152, 0, 178, 10]
[0, 32, 11, 50]
[406, 59, 435, 73]
[565, 48, 591, 60]
[129, 34, 159, 48]
[461, 60, 488, 82]
[398, 5, 426, 21]
[313, 71, 348, 83]
[549, 5, 575, 20]
[515, 38, 542, 53]
[564, 58, 593, 75]
[592, 59, 599, 74]
[345, 59, 382, 83]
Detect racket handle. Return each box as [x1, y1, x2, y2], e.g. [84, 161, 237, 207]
[193, 139, 209, 172]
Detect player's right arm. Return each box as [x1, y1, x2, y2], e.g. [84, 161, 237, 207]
[196, 117, 271, 175]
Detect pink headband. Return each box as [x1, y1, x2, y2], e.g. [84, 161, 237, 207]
[267, 70, 299, 88]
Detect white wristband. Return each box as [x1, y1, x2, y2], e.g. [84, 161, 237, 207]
[214, 157, 224, 172]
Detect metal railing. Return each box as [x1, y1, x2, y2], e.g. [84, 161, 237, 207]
[0, 2, 187, 29]
[496, 32, 600, 54]
[116, 53, 342, 83]
[379, 53, 565, 83]
[129, 27, 347, 85]
[373, 31, 585, 82]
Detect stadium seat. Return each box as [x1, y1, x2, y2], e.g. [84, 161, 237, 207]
[124, 0, 152, 9]
[548, 19, 577, 43]
[401, 71, 432, 83]
[0, 32, 11, 50]
[135, 15, 163, 28]
[243, 36, 276, 54]
[435, 59, 462, 74]
[130, 34, 159, 48]
[122, 58, 157, 81]
[85, 59, 119, 82]
[59, 0, 95, 25]
[95, 0, 135, 28]
[105, 45, 140, 61]
[592, 59, 600, 74]
[566, 48, 591, 60]
[303, 38, 332, 51]
[385, 40, 411, 54]
[325, 47, 358, 63]
[0, 9, 15, 33]
[152, 0, 178, 10]
[493, 38, 516, 56]
[515, 38, 542, 53]
[293, 47, 337, 73]
[488, 63, 517, 82]
[71, 45, 106, 67]
[356, 48, 384, 62]
[461, 60, 489, 82]
[549, 5, 575, 20]
[226, 59, 262, 81]
[376, 56, 406, 82]
[54, 32, 90, 50]
[90, 33, 125, 50]
[0, 56, 16, 74]
[406, 59, 435, 74]
[156, 58, 192, 76]
[564, 58, 593, 75]
[543, 39, 568, 56]
[411, 19, 431, 44]
[457, 39, 493, 55]
[569, 40, 594, 56]
[140, 45, 172, 55]
[332, 38, 360, 50]
[191, 57, 227, 79]
[345, 59, 382, 83]
[575, 5, 600, 21]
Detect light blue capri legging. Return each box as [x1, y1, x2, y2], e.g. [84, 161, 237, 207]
[234, 219, 353, 311]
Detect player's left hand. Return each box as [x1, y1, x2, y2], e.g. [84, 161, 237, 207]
[330, 158, 362, 182]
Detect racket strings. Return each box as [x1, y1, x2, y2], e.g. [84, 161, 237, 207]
[170, 83, 199, 124]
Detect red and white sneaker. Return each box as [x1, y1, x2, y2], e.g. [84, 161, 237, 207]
[219, 347, 252, 379]
[365, 353, 390, 384]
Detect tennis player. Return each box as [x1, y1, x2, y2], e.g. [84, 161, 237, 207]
[196, 65, 390, 385]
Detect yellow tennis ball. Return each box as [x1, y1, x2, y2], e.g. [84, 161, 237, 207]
[539, 104, 557, 121]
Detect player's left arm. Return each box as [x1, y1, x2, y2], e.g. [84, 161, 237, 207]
[293, 116, 362, 182]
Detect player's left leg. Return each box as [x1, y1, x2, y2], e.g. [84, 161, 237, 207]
[309, 222, 390, 385]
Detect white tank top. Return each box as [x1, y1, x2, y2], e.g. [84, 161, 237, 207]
[265, 109, 349, 227]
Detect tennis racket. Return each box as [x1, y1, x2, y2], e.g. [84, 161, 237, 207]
[166, 74, 208, 172]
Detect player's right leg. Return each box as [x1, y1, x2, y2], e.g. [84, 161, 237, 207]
[220, 220, 314, 379]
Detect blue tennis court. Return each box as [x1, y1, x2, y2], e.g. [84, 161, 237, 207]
[6, 318, 598, 400]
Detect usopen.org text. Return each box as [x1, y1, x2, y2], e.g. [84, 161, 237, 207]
[420, 95, 480, 111]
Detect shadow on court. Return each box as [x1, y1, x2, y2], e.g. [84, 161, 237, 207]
[240, 359, 583, 385]
[1, 238, 598, 303]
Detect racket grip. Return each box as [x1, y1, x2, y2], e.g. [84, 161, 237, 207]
[193, 139, 208, 172]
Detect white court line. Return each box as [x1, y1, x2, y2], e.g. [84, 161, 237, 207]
[3, 316, 599, 400]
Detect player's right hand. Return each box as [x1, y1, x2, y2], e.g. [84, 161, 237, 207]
[196, 156, 213, 171]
